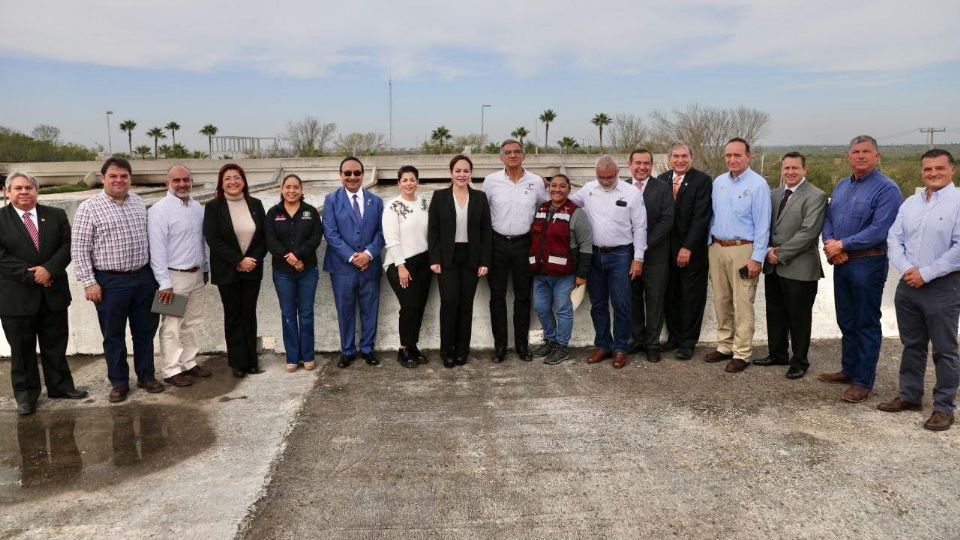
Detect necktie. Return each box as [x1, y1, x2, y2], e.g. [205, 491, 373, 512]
[352, 194, 362, 222]
[778, 189, 793, 216]
[635, 179, 645, 192]
[23, 211, 40, 251]
[673, 175, 682, 199]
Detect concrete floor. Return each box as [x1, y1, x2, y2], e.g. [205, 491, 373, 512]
[3, 339, 959, 539]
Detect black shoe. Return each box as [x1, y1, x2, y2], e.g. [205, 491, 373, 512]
[492, 346, 507, 363]
[397, 348, 418, 369]
[662, 340, 679, 352]
[455, 355, 468, 366]
[442, 356, 457, 368]
[516, 345, 532, 362]
[233, 369, 247, 378]
[531, 341, 555, 358]
[409, 345, 428, 364]
[754, 356, 790, 366]
[16, 401, 35, 416]
[244, 366, 265, 375]
[675, 348, 693, 360]
[544, 345, 570, 365]
[646, 349, 662, 363]
[785, 365, 808, 379]
[337, 355, 355, 368]
[48, 389, 89, 399]
[362, 352, 380, 366]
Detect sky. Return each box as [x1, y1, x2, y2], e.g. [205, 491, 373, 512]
[2, 0, 959, 153]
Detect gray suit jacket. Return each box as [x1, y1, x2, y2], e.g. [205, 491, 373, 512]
[764, 180, 827, 282]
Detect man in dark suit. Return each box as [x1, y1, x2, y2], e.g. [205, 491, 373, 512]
[323, 156, 385, 368]
[0, 172, 87, 415]
[627, 149, 675, 362]
[659, 142, 713, 360]
[757, 152, 827, 379]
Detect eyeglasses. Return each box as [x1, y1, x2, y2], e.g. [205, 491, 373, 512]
[342, 170, 363, 177]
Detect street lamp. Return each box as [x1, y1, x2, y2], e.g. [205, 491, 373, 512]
[480, 104, 492, 151]
[105, 111, 113, 155]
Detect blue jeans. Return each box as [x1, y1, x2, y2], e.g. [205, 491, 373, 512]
[94, 268, 159, 386]
[533, 275, 576, 346]
[588, 246, 633, 353]
[273, 267, 319, 364]
[834, 256, 888, 388]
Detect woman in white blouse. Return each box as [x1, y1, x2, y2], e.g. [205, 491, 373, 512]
[382, 165, 432, 368]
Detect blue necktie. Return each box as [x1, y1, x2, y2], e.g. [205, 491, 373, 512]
[352, 194, 362, 222]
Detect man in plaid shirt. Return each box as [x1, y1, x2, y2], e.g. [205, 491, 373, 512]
[72, 157, 163, 402]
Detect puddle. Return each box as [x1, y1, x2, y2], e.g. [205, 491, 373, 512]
[0, 404, 215, 503]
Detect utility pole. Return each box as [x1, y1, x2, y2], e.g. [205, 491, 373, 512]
[105, 111, 113, 155]
[388, 77, 393, 151]
[480, 104, 491, 151]
[920, 127, 946, 148]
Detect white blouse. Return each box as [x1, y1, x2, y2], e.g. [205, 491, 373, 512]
[382, 195, 430, 269]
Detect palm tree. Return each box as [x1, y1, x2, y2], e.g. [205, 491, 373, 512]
[199, 124, 219, 157]
[119, 119, 137, 155]
[158, 144, 172, 159]
[165, 121, 181, 146]
[511, 127, 530, 147]
[431, 126, 452, 153]
[134, 145, 152, 159]
[557, 136, 579, 155]
[539, 109, 557, 151]
[146, 127, 166, 159]
[591, 113, 611, 152]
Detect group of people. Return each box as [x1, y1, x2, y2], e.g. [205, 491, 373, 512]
[2, 137, 958, 432]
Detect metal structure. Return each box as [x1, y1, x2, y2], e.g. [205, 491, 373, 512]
[212, 136, 282, 157]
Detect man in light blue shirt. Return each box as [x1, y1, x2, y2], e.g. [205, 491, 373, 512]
[880, 149, 960, 431]
[705, 138, 771, 373]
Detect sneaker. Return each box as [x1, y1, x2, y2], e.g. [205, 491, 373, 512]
[531, 340, 555, 358]
[544, 345, 570, 365]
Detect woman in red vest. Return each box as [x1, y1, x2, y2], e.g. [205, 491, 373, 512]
[529, 174, 593, 364]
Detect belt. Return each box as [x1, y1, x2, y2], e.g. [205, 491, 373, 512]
[96, 266, 147, 275]
[595, 244, 631, 252]
[847, 248, 886, 260]
[169, 267, 200, 273]
[494, 231, 530, 242]
[713, 238, 753, 247]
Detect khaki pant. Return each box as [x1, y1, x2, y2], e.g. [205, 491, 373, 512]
[158, 270, 205, 378]
[708, 243, 759, 359]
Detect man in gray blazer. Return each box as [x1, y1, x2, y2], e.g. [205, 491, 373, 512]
[756, 152, 828, 379]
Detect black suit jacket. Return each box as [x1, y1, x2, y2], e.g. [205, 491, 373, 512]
[0, 204, 72, 316]
[658, 168, 713, 267]
[427, 187, 492, 269]
[636, 177, 675, 264]
[203, 197, 267, 285]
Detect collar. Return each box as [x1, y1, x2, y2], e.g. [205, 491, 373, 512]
[728, 168, 755, 182]
[13, 205, 37, 219]
[165, 191, 195, 206]
[851, 168, 880, 183]
[925, 182, 957, 202]
[503, 167, 527, 182]
[784, 178, 806, 192]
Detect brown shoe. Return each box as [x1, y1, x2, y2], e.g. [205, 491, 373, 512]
[923, 410, 955, 431]
[705, 350, 734, 363]
[109, 385, 129, 403]
[183, 365, 212, 377]
[163, 373, 193, 387]
[877, 397, 922, 413]
[587, 349, 612, 364]
[137, 379, 166, 394]
[725, 358, 749, 373]
[841, 384, 870, 403]
[818, 371, 852, 384]
[612, 352, 627, 369]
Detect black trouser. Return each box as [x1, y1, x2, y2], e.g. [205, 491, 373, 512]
[438, 244, 479, 357]
[488, 234, 532, 350]
[1, 296, 75, 407]
[765, 270, 818, 369]
[386, 251, 432, 348]
[217, 279, 261, 370]
[664, 260, 708, 351]
[631, 260, 669, 351]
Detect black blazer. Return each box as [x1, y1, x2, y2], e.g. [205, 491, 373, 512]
[0, 204, 72, 316]
[264, 201, 323, 273]
[203, 197, 267, 285]
[641, 177, 676, 264]
[658, 167, 713, 267]
[428, 186, 492, 269]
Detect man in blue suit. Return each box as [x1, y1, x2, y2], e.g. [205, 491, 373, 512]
[323, 156, 385, 367]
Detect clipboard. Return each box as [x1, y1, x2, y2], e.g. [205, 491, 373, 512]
[151, 292, 188, 317]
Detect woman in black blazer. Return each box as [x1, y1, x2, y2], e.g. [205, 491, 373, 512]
[203, 163, 267, 378]
[428, 154, 492, 368]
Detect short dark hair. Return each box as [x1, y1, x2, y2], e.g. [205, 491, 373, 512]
[449, 154, 473, 172]
[339, 156, 364, 174]
[500, 139, 523, 153]
[398, 165, 420, 180]
[628, 148, 653, 163]
[781, 151, 806, 167]
[921, 148, 956, 166]
[101, 156, 132, 175]
[549, 173, 571, 187]
[726, 137, 750, 153]
[279, 173, 304, 203]
[215, 163, 250, 200]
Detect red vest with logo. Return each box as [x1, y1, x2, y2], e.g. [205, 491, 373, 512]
[529, 199, 578, 275]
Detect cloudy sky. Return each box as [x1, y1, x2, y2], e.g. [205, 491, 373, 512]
[2, 0, 959, 152]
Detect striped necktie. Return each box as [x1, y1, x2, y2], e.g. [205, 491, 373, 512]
[23, 211, 40, 251]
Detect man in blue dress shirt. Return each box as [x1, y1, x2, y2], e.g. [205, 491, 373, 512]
[818, 135, 902, 403]
[704, 138, 771, 373]
[879, 149, 960, 431]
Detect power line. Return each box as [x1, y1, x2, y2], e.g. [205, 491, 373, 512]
[920, 127, 946, 148]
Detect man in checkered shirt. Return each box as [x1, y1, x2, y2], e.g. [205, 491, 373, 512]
[72, 157, 163, 403]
